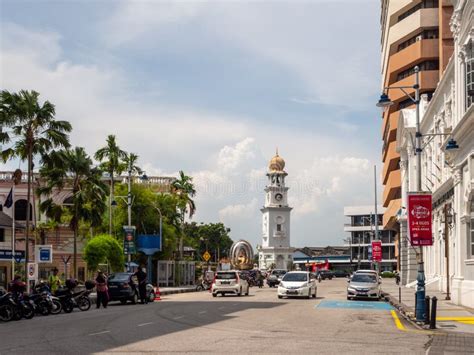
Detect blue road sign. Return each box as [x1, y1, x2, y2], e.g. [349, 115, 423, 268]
[315, 300, 393, 311]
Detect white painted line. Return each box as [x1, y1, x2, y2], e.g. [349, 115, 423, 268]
[198, 311, 207, 314]
[88, 330, 110, 336]
[218, 306, 225, 310]
[232, 303, 238, 306]
[173, 315, 184, 320]
[137, 322, 153, 327]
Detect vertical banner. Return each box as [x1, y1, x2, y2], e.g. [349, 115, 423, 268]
[372, 241, 382, 262]
[123, 226, 136, 255]
[408, 193, 433, 246]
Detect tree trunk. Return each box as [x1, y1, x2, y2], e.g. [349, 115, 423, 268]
[109, 172, 113, 235]
[24, 143, 33, 284]
[73, 218, 78, 280]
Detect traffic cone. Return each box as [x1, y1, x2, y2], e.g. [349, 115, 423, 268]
[154, 287, 161, 301]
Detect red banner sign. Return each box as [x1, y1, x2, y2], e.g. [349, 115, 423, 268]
[408, 193, 433, 246]
[372, 241, 382, 262]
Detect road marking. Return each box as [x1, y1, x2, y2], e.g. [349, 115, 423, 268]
[88, 331, 110, 336]
[315, 300, 394, 311]
[173, 315, 184, 320]
[232, 303, 238, 306]
[437, 317, 474, 321]
[218, 306, 225, 310]
[137, 322, 153, 327]
[390, 310, 406, 331]
[198, 311, 207, 314]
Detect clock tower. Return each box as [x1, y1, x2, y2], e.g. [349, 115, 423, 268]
[257, 150, 294, 270]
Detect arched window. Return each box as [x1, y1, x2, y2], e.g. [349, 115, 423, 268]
[14, 199, 33, 221]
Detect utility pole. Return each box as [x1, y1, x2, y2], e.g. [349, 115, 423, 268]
[374, 165, 380, 273]
[444, 204, 451, 300]
[127, 161, 132, 271]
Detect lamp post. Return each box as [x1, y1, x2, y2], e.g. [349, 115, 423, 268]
[443, 204, 454, 301]
[152, 205, 163, 284]
[377, 66, 459, 322]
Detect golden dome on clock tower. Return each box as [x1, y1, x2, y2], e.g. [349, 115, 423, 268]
[268, 149, 285, 172]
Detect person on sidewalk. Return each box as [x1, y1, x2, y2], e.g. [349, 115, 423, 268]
[95, 270, 108, 309]
[48, 267, 61, 295]
[134, 266, 148, 304]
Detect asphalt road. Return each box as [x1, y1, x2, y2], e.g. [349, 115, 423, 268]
[0, 278, 431, 354]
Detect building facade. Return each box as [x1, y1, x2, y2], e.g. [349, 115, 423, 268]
[397, 0, 473, 307]
[380, 0, 454, 270]
[344, 205, 397, 271]
[257, 152, 294, 270]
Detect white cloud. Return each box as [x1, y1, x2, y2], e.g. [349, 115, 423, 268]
[219, 198, 258, 220]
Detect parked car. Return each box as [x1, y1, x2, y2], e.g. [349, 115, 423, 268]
[333, 270, 349, 278]
[211, 270, 249, 297]
[267, 269, 287, 287]
[317, 270, 334, 280]
[347, 273, 381, 300]
[277, 271, 317, 299]
[107, 273, 156, 304]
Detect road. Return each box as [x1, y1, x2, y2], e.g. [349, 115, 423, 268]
[0, 278, 431, 354]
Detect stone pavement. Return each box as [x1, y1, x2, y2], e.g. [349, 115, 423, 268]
[381, 278, 474, 333]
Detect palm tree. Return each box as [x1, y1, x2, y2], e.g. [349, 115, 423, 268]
[124, 152, 143, 177]
[172, 171, 196, 259]
[0, 90, 71, 279]
[94, 135, 127, 235]
[38, 147, 108, 279]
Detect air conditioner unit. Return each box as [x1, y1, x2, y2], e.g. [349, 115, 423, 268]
[416, 35, 422, 41]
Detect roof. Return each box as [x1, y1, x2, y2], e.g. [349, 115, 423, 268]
[0, 211, 13, 228]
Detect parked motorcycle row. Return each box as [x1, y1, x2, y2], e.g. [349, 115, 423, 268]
[0, 279, 93, 323]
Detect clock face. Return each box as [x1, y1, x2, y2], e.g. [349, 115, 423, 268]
[275, 193, 283, 202]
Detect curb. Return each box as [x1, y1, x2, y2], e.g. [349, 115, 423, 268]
[159, 288, 198, 296]
[382, 291, 426, 330]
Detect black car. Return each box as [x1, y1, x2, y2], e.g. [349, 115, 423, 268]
[333, 270, 350, 278]
[107, 273, 156, 304]
[317, 270, 334, 280]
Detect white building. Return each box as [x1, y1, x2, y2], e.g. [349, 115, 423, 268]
[257, 152, 294, 270]
[344, 205, 397, 271]
[397, 0, 474, 307]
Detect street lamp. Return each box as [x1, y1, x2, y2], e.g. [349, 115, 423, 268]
[377, 66, 460, 322]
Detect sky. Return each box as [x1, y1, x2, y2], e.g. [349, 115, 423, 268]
[0, 0, 383, 248]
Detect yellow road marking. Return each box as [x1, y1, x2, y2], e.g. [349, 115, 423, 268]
[391, 310, 406, 331]
[436, 317, 474, 321]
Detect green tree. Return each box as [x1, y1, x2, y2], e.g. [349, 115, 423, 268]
[124, 152, 143, 176]
[38, 147, 108, 278]
[0, 90, 72, 277]
[184, 222, 233, 262]
[172, 171, 196, 259]
[94, 135, 127, 235]
[83, 234, 124, 273]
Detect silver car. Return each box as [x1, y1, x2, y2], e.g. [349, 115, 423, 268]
[347, 273, 381, 300]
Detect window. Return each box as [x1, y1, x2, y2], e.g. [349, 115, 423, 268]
[397, 29, 439, 52]
[0, 229, 4, 242]
[396, 61, 439, 81]
[276, 224, 282, 232]
[398, 0, 438, 22]
[466, 40, 474, 109]
[14, 199, 32, 221]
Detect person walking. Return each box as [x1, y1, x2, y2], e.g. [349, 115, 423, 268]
[48, 267, 61, 295]
[134, 266, 148, 304]
[95, 270, 108, 309]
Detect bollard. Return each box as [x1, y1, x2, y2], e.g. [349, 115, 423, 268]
[399, 286, 401, 304]
[430, 296, 437, 329]
[425, 296, 430, 324]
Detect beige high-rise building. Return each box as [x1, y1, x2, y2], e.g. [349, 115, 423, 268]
[380, 0, 453, 275]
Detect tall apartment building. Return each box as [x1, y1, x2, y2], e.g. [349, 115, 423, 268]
[344, 206, 397, 271]
[380, 0, 454, 274]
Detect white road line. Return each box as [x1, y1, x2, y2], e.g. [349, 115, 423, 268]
[137, 322, 154, 327]
[218, 306, 225, 310]
[173, 315, 184, 320]
[88, 330, 110, 336]
[198, 311, 207, 314]
[232, 303, 238, 306]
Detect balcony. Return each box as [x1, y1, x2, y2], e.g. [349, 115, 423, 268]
[381, 110, 400, 143]
[344, 224, 384, 233]
[383, 198, 402, 229]
[387, 39, 439, 84]
[387, 70, 438, 102]
[382, 142, 400, 184]
[383, 169, 401, 207]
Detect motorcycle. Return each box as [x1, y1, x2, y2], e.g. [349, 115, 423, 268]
[196, 279, 212, 291]
[11, 293, 35, 320]
[31, 283, 62, 315]
[0, 290, 16, 322]
[56, 280, 92, 313]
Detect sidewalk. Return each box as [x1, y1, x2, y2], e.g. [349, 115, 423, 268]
[381, 279, 474, 334]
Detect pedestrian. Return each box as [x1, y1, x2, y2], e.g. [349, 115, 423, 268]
[395, 271, 400, 285]
[134, 266, 148, 304]
[95, 270, 108, 309]
[48, 267, 61, 294]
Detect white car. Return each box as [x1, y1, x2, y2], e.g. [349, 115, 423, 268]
[277, 271, 317, 299]
[211, 270, 250, 297]
[347, 273, 381, 300]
